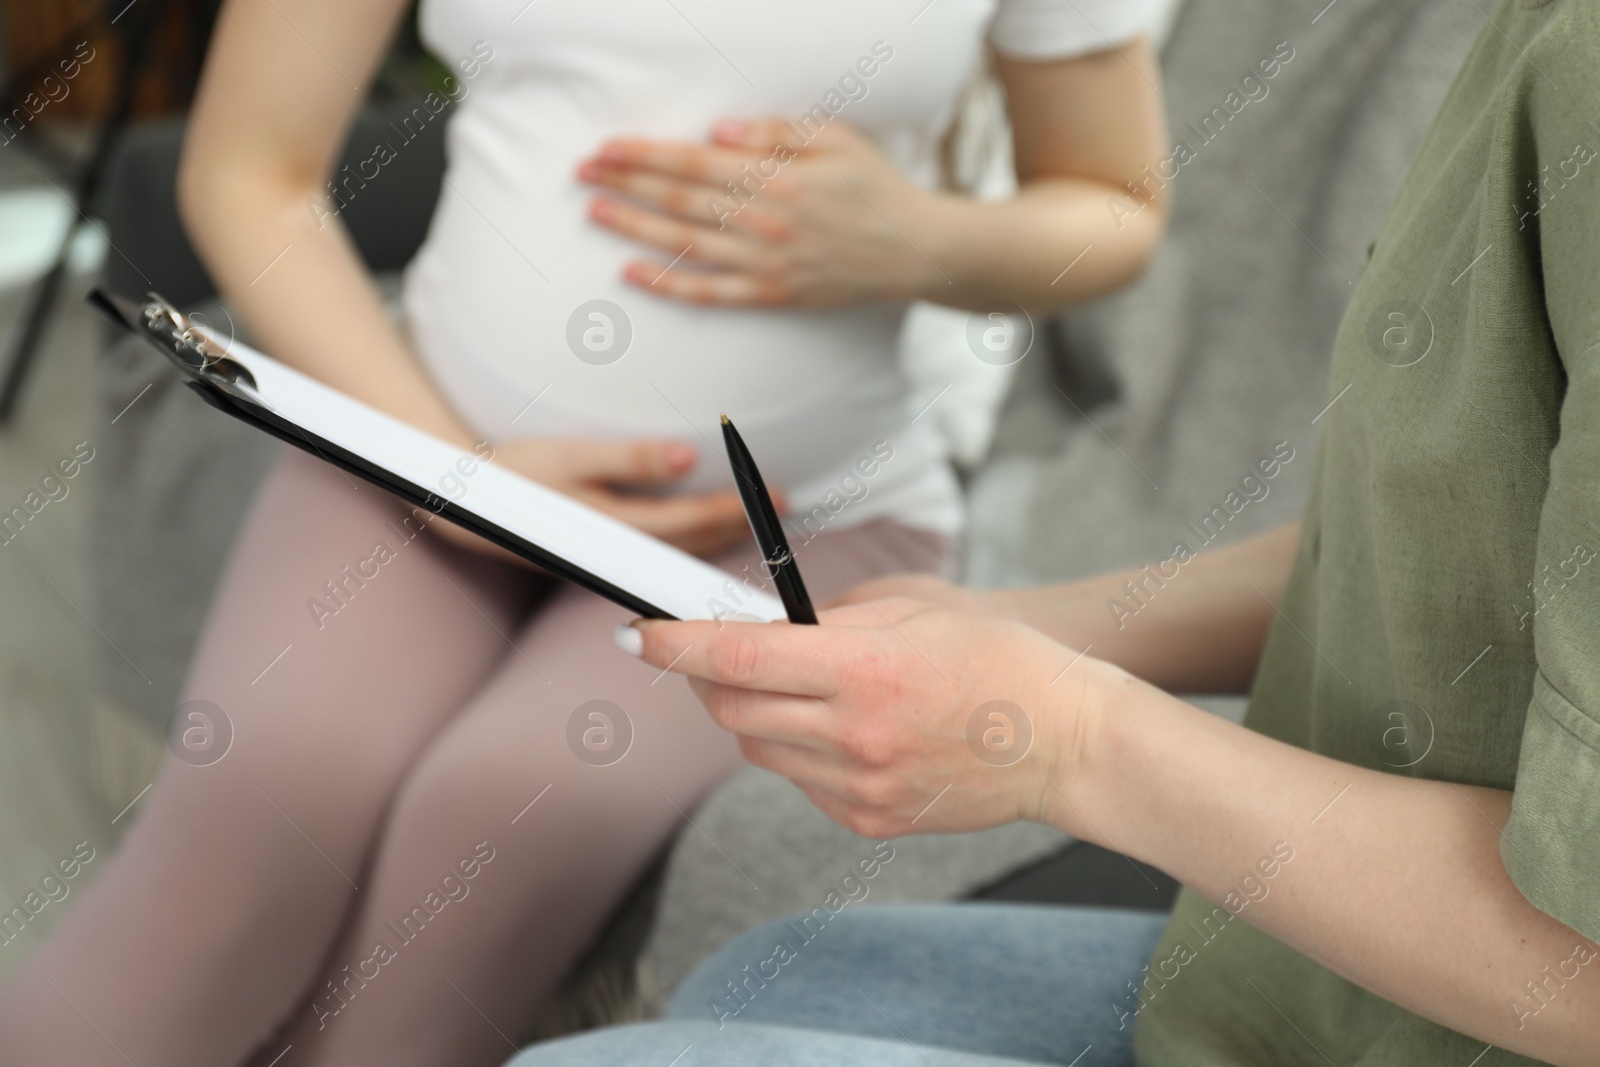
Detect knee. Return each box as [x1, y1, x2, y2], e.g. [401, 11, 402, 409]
[668, 906, 909, 1024]
[666, 918, 795, 1026]
[665, 902, 947, 1023]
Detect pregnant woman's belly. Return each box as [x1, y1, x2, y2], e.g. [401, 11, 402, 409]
[402, 93, 961, 530]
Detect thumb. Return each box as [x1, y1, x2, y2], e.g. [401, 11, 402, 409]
[564, 439, 697, 487]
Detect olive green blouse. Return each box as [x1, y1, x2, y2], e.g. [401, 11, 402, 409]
[1135, 1, 1600, 1063]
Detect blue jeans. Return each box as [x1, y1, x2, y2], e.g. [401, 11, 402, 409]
[506, 903, 1169, 1067]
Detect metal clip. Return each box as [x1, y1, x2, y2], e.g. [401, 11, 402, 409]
[140, 292, 257, 392]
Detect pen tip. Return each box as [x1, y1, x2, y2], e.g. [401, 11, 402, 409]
[719, 413, 730, 425]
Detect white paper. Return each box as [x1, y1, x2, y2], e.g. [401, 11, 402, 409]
[199, 330, 784, 622]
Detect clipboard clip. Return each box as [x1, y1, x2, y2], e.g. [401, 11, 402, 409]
[89, 288, 259, 393]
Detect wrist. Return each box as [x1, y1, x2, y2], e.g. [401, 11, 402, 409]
[1032, 656, 1141, 837]
[901, 189, 973, 302]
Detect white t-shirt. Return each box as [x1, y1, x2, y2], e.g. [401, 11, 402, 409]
[405, 0, 1162, 534]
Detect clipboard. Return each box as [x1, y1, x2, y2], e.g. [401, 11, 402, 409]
[91, 288, 792, 623]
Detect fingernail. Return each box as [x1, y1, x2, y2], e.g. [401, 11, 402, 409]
[600, 143, 628, 162]
[576, 161, 600, 181]
[712, 121, 747, 142]
[665, 443, 696, 469]
[613, 624, 643, 657]
[589, 198, 616, 223]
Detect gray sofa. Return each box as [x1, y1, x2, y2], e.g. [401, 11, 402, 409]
[89, 0, 1483, 1035]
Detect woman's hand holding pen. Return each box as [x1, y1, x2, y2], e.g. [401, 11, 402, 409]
[617, 599, 1113, 839]
[577, 119, 948, 307]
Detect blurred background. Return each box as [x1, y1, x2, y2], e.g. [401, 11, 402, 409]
[0, 0, 455, 980]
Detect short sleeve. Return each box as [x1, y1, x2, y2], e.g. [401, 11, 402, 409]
[1498, 1, 1600, 945]
[988, 0, 1168, 59]
[1503, 677, 1600, 942]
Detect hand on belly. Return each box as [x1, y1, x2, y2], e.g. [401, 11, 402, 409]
[575, 118, 944, 308]
[486, 436, 777, 559]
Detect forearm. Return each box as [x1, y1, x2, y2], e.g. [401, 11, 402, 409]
[905, 37, 1168, 311]
[1052, 675, 1600, 1064]
[993, 521, 1302, 693]
[176, 0, 473, 449]
[179, 167, 476, 448]
[913, 179, 1164, 310]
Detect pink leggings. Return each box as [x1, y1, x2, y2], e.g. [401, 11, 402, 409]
[0, 448, 950, 1067]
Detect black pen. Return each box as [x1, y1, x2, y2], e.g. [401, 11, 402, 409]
[720, 414, 817, 624]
